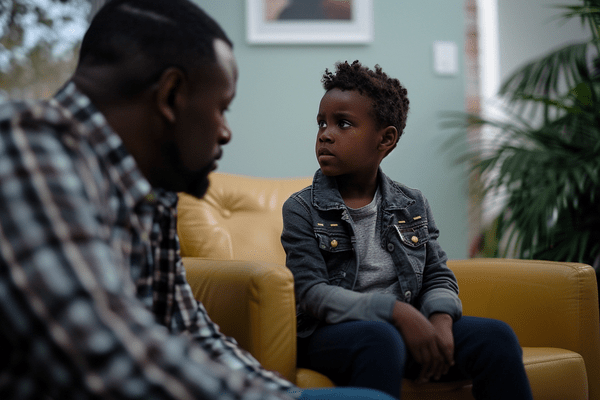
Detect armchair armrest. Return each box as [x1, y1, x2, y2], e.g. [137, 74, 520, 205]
[182, 257, 298, 384]
[448, 258, 600, 400]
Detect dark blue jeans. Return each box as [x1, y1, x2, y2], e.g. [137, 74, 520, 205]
[297, 316, 533, 400]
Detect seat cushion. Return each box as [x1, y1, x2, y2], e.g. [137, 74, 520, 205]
[401, 347, 586, 400]
[296, 368, 335, 388]
[523, 347, 587, 400]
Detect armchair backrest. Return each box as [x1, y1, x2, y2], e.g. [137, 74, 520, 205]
[178, 172, 312, 264]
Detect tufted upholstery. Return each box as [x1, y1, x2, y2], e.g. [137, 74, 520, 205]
[178, 173, 312, 264]
[178, 172, 600, 399]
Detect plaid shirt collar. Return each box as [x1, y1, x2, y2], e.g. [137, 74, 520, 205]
[53, 81, 152, 207]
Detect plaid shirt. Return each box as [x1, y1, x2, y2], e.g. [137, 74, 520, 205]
[0, 82, 295, 399]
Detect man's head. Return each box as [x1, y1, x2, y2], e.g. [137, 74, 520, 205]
[73, 0, 238, 199]
[77, 0, 232, 99]
[316, 61, 408, 178]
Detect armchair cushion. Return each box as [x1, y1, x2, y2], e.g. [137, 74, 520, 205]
[449, 259, 598, 400]
[182, 257, 334, 387]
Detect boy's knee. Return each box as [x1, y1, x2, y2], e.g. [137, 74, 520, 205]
[486, 319, 519, 343]
[354, 321, 405, 355]
[357, 321, 400, 341]
[478, 319, 523, 357]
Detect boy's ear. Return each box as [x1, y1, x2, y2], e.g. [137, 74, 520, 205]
[155, 67, 186, 124]
[379, 126, 398, 153]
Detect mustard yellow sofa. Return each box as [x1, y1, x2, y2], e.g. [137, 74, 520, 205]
[177, 172, 600, 400]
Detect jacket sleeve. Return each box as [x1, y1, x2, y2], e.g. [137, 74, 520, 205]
[417, 196, 463, 321]
[281, 195, 397, 325]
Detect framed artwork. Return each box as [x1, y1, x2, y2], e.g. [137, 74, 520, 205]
[246, 0, 373, 44]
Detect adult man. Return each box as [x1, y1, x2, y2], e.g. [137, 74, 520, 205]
[0, 0, 268, 398]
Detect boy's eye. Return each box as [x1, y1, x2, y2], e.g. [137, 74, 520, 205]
[318, 120, 327, 128]
[338, 120, 351, 128]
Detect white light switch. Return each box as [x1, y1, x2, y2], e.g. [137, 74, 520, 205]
[433, 41, 458, 76]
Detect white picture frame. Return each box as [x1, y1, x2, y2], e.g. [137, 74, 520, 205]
[246, 0, 374, 44]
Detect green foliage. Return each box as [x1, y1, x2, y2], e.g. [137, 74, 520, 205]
[0, 0, 90, 74]
[0, 0, 93, 100]
[444, 1, 600, 266]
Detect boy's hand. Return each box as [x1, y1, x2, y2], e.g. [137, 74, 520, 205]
[429, 313, 455, 381]
[391, 301, 447, 384]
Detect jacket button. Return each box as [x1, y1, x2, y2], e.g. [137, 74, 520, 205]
[405, 290, 412, 300]
[331, 240, 338, 248]
[411, 236, 419, 244]
[387, 243, 394, 252]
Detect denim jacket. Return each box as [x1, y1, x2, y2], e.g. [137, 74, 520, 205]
[281, 169, 462, 338]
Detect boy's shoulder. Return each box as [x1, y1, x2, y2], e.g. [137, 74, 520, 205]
[388, 179, 425, 200]
[380, 171, 428, 203]
[283, 184, 312, 207]
[288, 184, 312, 200]
[285, 169, 336, 205]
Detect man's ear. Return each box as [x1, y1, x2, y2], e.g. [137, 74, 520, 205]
[155, 67, 186, 124]
[379, 126, 398, 153]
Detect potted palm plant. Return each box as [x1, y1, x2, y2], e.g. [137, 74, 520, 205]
[445, 1, 600, 274]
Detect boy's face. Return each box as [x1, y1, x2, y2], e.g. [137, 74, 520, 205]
[316, 88, 387, 178]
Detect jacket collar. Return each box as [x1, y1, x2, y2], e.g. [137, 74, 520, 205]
[311, 168, 415, 211]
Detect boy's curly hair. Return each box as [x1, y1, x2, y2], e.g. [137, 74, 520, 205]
[322, 60, 410, 142]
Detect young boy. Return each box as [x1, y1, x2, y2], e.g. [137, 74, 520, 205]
[280, 61, 533, 400]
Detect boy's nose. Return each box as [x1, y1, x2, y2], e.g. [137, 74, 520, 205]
[318, 130, 334, 142]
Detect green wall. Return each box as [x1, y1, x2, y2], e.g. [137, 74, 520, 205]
[194, 1, 469, 259]
[497, 0, 590, 82]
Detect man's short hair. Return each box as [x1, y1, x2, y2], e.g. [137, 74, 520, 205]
[78, 0, 232, 96]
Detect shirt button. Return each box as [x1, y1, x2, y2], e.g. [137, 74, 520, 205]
[387, 243, 395, 252]
[411, 236, 419, 244]
[331, 240, 338, 248]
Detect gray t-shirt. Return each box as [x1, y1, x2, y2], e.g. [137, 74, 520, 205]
[348, 190, 402, 299]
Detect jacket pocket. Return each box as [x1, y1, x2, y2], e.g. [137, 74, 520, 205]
[315, 228, 352, 252]
[394, 222, 429, 276]
[394, 222, 429, 248]
[314, 226, 353, 285]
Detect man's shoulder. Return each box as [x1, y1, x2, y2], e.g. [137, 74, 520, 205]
[0, 99, 31, 120]
[0, 97, 76, 135]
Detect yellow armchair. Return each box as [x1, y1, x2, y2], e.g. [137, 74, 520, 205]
[178, 172, 600, 400]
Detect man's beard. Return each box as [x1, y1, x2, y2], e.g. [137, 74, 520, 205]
[152, 141, 214, 199]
